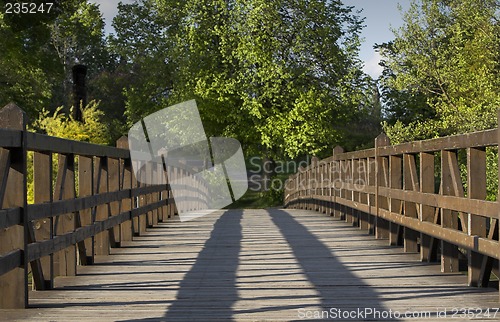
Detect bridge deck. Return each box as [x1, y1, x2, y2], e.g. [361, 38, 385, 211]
[1, 209, 498, 321]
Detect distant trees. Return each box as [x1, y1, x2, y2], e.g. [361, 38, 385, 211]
[379, 0, 500, 143]
[109, 0, 380, 158]
[1, 0, 393, 156]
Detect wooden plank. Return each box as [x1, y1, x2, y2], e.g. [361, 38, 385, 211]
[299, 195, 499, 260]
[377, 207, 499, 259]
[0, 129, 22, 148]
[27, 211, 133, 262]
[333, 148, 375, 161]
[0, 207, 22, 229]
[131, 160, 140, 236]
[0, 249, 23, 276]
[108, 158, 120, 248]
[0, 103, 26, 309]
[403, 154, 419, 253]
[117, 136, 133, 241]
[389, 155, 402, 246]
[467, 147, 488, 287]
[2, 209, 499, 321]
[378, 129, 497, 156]
[28, 189, 131, 221]
[420, 152, 436, 262]
[358, 159, 369, 230]
[440, 150, 460, 273]
[377, 188, 497, 219]
[26, 132, 129, 159]
[131, 199, 168, 219]
[33, 151, 53, 288]
[0, 148, 10, 205]
[375, 133, 390, 240]
[77, 155, 94, 265]
[53, 154, 77, 278]
[367, 157, 376, 234]
[94, 157, 109, 256]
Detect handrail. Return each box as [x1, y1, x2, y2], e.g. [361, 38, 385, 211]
[0, 103, 207, 308]
[285, 111, 500, 295]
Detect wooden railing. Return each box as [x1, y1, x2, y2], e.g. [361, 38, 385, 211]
[285, 113, 500, 299]
[0, 103, 208, 308]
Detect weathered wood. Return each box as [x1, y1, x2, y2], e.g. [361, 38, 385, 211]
[0, 105, 191, 309]
[378, 129, 497, 156]
[117, 136, 133, 242]
[0, 249, 23, 276]
[377, 187, 497, 219]
[94, 157, 109, 255]
[77, 155, 94, 265]
[403, 154, 419, 253]
[419, 152, 436, 262]
[0, 207, 22, 229]
[33, 152, 53, 288]
[108, 158, 120, 248]
[467, 147, 488, 287]
[27, 211, 132, 262]
[53, 154, 77, 278]
[440, 150, 460, 273]
[389, 155, 402, 246]
[0, 103, 26, 308]
[375, 133, 390, 239]
[28, 189, 131, 221]
[26, 132, 129, 159]
[1, 209, 499, 321]
[0, 129, 22, 148]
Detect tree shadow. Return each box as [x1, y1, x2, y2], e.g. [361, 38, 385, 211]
[268, 209, 395, 321]
[120, 209, 243, 322]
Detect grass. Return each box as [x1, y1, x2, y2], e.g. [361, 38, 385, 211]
[226, 189, 283, 209]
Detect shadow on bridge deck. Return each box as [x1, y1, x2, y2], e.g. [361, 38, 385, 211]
[1, 209, 498, 321]
[120, 208, 390, 321]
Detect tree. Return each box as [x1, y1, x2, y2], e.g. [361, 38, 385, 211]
[379, 0, 500, 142]
[0, 8, 55, 116]
[0, 0, 111, 117]
[49, 0, 109, 110]
[114, 0, 370, 158]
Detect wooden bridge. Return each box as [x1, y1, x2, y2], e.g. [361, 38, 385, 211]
[0, 103, 499, 321]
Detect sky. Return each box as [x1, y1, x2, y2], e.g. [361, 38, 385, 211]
[90, 0, 412, 79]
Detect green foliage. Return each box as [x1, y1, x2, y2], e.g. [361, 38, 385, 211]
[0, 1, 111, 115]
[32, 100, 111, 144]
[111, 0, 377, 158]
[380, 0, 500, 138]
[378, 0, 499, 201]
[0, 11, 53, 116]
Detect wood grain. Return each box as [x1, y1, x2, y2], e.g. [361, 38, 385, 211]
[0, 209, 497, 321]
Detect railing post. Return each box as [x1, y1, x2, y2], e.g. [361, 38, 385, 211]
[0, 103, 27, 308]
[298, 166, 304, 209]
[389, 155, 402, 246]
[33, 150, 54, 286]
[440, 150, 460, 272]
[78, 154, 94, 264]
[375, 133, 390, 239]
[419, 152, 436, 261]
[94, 156, 110, 255]
[53, 154, 77, 277]
[367, 153, 376, 234]
[332, 146, 343, 218]
[311, 157, 318, 211]
[466, 147, 487, 286]
[497, 109, 500, 303]
[117, 136, 133, 242]
[108, 156, 120, 247]
[403, 154, 420, 253]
